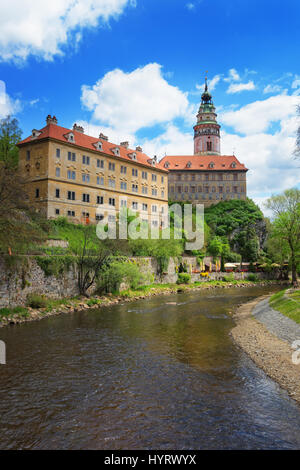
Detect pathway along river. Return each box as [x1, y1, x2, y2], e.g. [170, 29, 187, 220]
[1, 285, 300, 450]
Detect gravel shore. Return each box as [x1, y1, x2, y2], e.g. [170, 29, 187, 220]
[231, 296, 300, 405]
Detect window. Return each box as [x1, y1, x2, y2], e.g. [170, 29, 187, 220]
[152, 205, 157, 213]
[82, 212, 89, 218]
[132, 184, 138, 193]
[234, 173, 238, 181]
[198, 186, 202, 193]
[55, 209, 60, 215]
[120, 200, 127, 207]
[96, 214, 104, 221]
[97, 176, 104, 186]
[82, 174, 90, 183]
[82, 193, 90, 203]
[68, 152, 76, 162]
[152, 220, 158, 227]
[97, 196, 103, 205]
[82, 155, 90, 165]
[121, 182, 127, 190]
[67, 170, 76, 180]
[233, 186, 238, 193]
[177, 186, 182, 193]
[108, 179, 116, 188]
[161, 176, 164, 183]
[109, 198, 115, 206]
[121, 165, 127, 174]
[177, 175, 181, 181]
[97, 159, 104, 168]
[152, 188, 157, 196]
[132, 202, 138, 210]
[26, 150, 30, 161]
[161, 190, 165, 198]
[142, 171, 148, 179]
[205, 186, 209, 193]
[56, 148, 60, 158]
[205, 174, 209, 181]
[132, 168, 138, 177]
[171, 186, 174, 193]
[219, 174, 223, 181]
[191, 174, 195, 181]
[55, 167, 60, 177]
[142, 203, 148, 211]
[219, 186, 223, 193]
[67, 191, 75, 200]
[142, 186, 148, 194]
[55, 189, 60, 198]
[207, 141, 212, 151]
[109, 162, 115, 171]
[35, 188, 40, 198]
[152, 174, 157, 182]
[185, 186, 188, 193]
[108, 215, 116, 223]
[67, 210, 75, 217]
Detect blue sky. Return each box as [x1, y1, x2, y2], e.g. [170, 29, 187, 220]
[0, 0, 299, 210]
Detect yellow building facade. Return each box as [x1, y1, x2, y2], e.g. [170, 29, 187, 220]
[18, 116, 168, 226]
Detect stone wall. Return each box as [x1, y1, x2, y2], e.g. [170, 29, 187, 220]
[0, 255, 274, 308]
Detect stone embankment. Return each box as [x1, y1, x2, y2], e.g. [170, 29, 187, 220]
[231, 295, 300, 405]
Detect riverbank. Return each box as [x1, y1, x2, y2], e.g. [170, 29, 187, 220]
[231, 292, 300, 405]
[0, 279, 287, 328]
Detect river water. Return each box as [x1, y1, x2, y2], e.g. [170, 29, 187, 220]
[1, 285, 300, 450]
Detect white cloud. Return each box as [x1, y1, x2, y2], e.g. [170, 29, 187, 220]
[81, 63, 189, 134]
[227, 80, 255, 94]
[292, 77, 300, 89]
[224, 68, 241, 82]
[221, 94, 299, 134]
[263, 84, 282, 94]
[0, 81, 21, 117]
[74, 120, 136, 148]
[186, 3, 195, 10]
[0, 0, 135, 62]
[143, 124, 193, 159]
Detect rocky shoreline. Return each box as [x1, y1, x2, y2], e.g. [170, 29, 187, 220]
[231, 295, 300, 405]
[0, 280, 286, 329]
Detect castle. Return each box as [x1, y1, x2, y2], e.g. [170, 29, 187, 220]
[160, 79, 248, 207]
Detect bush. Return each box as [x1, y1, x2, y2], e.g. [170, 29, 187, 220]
[247, 273, 258, 282]
[26, 293, 47, 309]
[177, 273, 191, 284]
[97, 261, 148, 294]
[223, 273, 235, 282]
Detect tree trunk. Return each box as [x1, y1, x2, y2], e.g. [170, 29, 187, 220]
[291, 249, 298, 286]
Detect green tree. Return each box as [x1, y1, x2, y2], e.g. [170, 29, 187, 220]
[0, 116, 22, 168]
[265, 188, 300, 285]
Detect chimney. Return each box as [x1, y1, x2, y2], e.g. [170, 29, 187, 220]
[136, 146, 142, 152]
[99, 132, 108, 141]
[120, 141, 129, 149]
[73, 123, 84, 133]
[46, 115, 58, 125]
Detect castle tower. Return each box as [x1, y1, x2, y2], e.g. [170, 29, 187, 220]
[193, 77, 221, 155]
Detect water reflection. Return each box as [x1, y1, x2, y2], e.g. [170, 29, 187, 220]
[0, 285, 300, 449]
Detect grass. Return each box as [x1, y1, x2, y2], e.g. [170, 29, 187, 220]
[269, 289, 300, 324]
[0, 306, 29, 319]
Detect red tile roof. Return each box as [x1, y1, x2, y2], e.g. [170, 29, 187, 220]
[18, 122, 168, 172]
[159, 154, 248, 171]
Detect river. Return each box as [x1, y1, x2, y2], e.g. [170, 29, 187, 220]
[1, 285, 300, 450]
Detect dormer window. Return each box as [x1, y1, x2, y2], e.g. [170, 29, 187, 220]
[209, 162, 215, 168]
[65, 132, 75, 143]
[31, 129, 41, 139]
[128, 152, 137, 160]
[164, 161, 170, 169]
[231, 162, 237, 168]
[186, 161, 192, 168]
[112, 147, 120, 156]
[93, 141, 103, 151]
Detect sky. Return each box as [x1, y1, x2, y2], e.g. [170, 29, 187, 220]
[0, 0, 299, 213]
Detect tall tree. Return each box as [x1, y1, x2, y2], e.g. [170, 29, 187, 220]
[265, 188, 300, 285]
[0, 116, 22, 168]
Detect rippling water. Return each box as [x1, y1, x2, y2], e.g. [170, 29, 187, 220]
[1, 285, 300, 450]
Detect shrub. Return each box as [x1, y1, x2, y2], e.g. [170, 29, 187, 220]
[177, 273, 191, 284]
[97, 261, 149, 294]
[26, 293, 47, 309]
[223, 273, 235, 282]
[247, 273, 258, 282]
